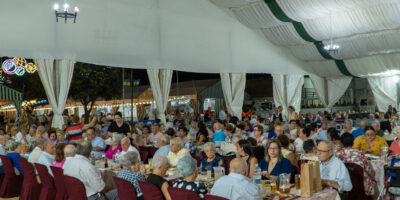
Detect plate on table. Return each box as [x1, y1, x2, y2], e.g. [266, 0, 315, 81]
[365, 154, 380, 160]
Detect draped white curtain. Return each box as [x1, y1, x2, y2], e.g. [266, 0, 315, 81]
[220, 73, 246, 119]
[272, 74, 304, 116]
[309, 75, 352, 108]
[367, 76, 398, 112]
[147, 69, 173, 124]
[34, 59, 75, 129]
[211, 0, 400, 77]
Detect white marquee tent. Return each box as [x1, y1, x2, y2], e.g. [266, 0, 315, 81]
[1, 0, 400, 127]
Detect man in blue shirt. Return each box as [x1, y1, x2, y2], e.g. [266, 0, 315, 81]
[212, 120, 225, 144]
[318, 140, 352, 192]
[154, 135, 171, 157]
[317, 122, 329, 141]
[85, 128, 106, 159]
[352, 120, 367, 139]
[210, 158, 261, 199]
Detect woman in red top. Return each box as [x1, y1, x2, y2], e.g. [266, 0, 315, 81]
[390, 127, 400, 156]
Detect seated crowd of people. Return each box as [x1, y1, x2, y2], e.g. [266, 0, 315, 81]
[0, 106, 399, 200]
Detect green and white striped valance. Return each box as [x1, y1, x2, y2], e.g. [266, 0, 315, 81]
[0, 85, 23, 101]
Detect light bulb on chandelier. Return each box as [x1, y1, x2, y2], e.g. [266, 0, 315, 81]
[324, 11, 340, 54]
[53, 1, 79, 23]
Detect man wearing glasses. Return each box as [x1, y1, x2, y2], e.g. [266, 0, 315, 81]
[318, 140, 352, 198]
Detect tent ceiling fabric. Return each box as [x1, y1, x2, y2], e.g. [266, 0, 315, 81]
[0, 0, 309, 74]
[210, 0, 400, 77]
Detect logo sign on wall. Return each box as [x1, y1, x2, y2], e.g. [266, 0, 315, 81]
[2, 59, 18, 74]
[1, 57, 37, 76]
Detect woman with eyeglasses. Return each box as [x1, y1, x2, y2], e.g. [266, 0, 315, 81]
[353, 126, 388, 156]
[252, 124, 268, 146]
[259, 139, 294, 180]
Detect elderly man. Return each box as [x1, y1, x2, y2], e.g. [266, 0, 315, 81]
[318, 140, 352, 193]
[0, 135, 6, 173]
[167, 137, 190, 175]
[352, 120, 368, 139]
[36, 141, 55, 175]
[147, 124, 163, 145]
[86, 127, 106, 159]
[26, 125, 37, 146]
[268, 124, 284, 139]
[28, 138, 45, 163]
[36, 125, 48, 139]
[120, 137, 141, 161]
[212, 120, 225, 144]
[63, 141, 110, 200]
[210, 158, 261, 200]
[64, 144, 77, 162]
[372, 120, 384, 137]
[341, 119, 357, 136]
[154, 135, 171, 157]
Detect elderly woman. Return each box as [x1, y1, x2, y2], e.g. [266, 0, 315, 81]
[52, 143, 67, 168]
[259, 139, 294, 180]
[6, 141, 23, 174]
[390, 126, 400, 155]
[56, 130, 68, 146]
[235, 139, 258, 179]
[201, 142, 224, 173]
[341, 119, 357, 135]
[167, 137, 190, 168]
[353, 126, 388, 156]
[337, 133, 377, 198]
[116, 151, 146, 200]
[253, 125, 268, 146]
[146, 155, 172, 200]
[173, 156, 207, 199]
[105, 133, 123, 159]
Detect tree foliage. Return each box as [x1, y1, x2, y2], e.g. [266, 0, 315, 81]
[69, 63, 122, 122]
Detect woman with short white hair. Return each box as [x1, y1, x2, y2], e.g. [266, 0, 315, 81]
[110, 152, 145, 200]
[105, 133, 123, 159]
[173, 156, 207, 199]
[200, 142, 224, 173]
[146, 156, 172, 200]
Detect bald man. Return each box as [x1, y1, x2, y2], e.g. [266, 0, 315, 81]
[210, 158, 261, 200]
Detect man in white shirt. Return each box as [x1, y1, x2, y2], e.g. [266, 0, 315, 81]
[28, 139, 45, 163]
[167, 137, 190, 175]
[63, 141, 110, 200]
[147, 124, 163, 144]
[36, 141, 55, 175]
[119, 137, 141, 161]
[211, 158, 261, 200]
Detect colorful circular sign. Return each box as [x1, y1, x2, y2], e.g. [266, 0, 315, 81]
[26, 63, 37, 73]
[15, 66, 25, 76]
[2, 59, 18, 74]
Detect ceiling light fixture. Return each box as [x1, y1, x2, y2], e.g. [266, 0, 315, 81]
[324, 12, 340, 54]
[53, 1, 79, 23]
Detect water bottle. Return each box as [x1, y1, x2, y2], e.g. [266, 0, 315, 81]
[253, 164, 261, 185]
[90, 154, 96, 165]
[115, 150, 120, 165]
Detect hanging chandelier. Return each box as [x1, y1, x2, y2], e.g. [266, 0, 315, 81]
[324, 12, 340, 54]
[323, 41, 340, 54]
[53, 1, 79, 23]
